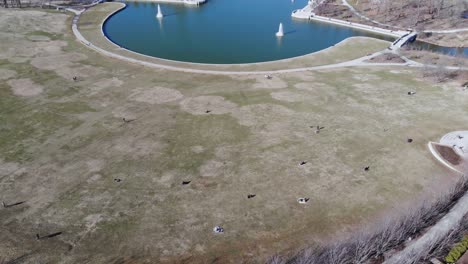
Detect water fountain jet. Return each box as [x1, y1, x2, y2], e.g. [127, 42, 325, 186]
[276, 23, 284, 37]
[156, 4, 163, 19]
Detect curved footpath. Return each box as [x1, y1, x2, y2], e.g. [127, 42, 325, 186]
[71, 3, 466, 75]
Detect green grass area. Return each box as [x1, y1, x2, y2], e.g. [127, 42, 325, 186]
[26, 30, 64, 41]
[1, 5, 467, 264]
[160, 113, 249, 174]
[0, 99, 90, 162]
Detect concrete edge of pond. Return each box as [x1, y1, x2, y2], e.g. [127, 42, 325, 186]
[72, 2, 418, 75]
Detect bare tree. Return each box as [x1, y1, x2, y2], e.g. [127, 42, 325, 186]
[268, 177, 468, 264]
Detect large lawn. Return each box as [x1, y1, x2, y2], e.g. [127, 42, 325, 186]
[0, 6, 466, 263]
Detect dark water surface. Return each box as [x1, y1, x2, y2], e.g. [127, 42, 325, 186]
[103, 0, 396, 64]
[408, 41, 468, 57]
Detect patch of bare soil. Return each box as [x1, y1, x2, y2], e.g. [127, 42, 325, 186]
[0, 36, 68, 61]
[294, 82, 337, 94]
[180, 96, 238, 115]
[0, 69, 17, 80]
[26, 35, 51, 42]
[199, 160, 225, 177]
[271, 91, 311, 102]
[130, 87, 184, 104]
[30, 52, 87, 70]
[30, 52, 104, 80]
[111, 106, 138, 120]
[82, 214, 104, 235]
[191, 146, 205, 154]
[55, 64, 105, 80]
[352, 73, 382, 81]
[232, 104, 295, 127]
[286, 72, 317, 81]
[90, 77, 123, 94]
[155, 170, 178, 187]
[236, 75, 288, 89]
[0, 9, 68, 34]
[7, 57, 29, 64]
[366, 53, 406, 64]
[0, 159, 19, 176]
[231, 103, 314, 147]
[110, 137, 167, 159]
[86, 174, 102, 184]
[7, 78, 44, 96]
[86, 159, 105, 173]
[435, 144, 461, 166]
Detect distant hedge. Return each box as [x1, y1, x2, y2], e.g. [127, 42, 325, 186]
[445, 235, 468, 263]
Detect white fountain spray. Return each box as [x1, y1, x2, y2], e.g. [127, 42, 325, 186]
[276, 23, 284, 37]
[156, 4, 163, 19]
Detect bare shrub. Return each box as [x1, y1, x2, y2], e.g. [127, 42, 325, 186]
[268, 177, 468, 264]
[426, 214, 468, 261]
